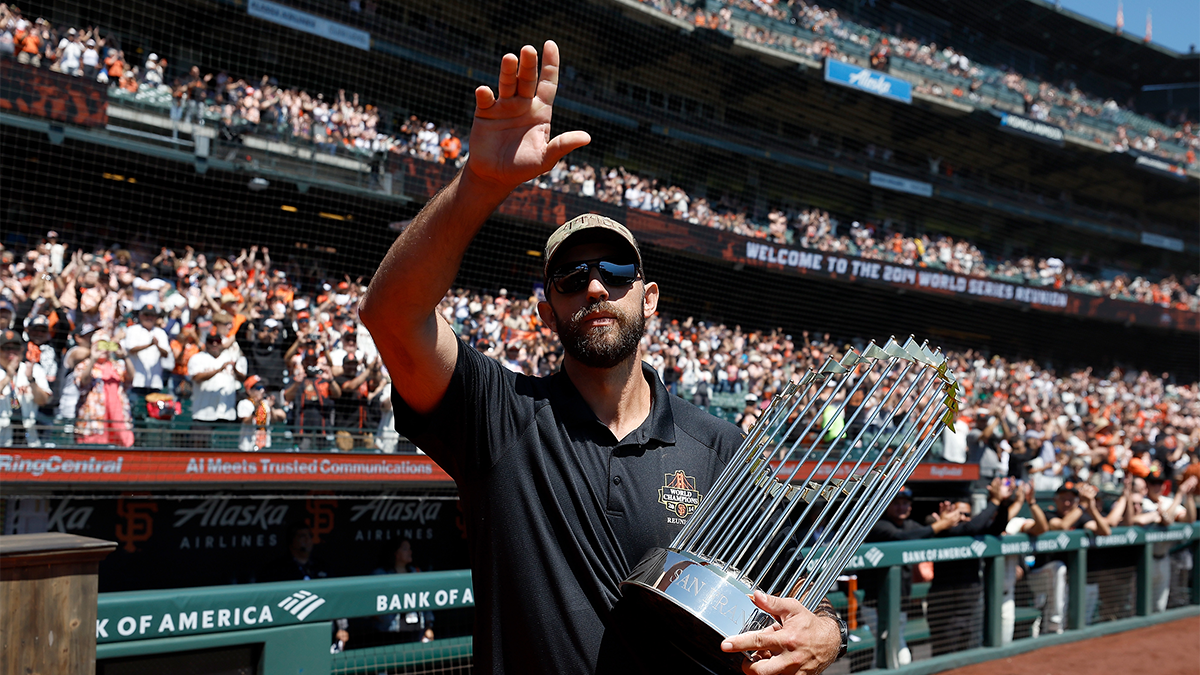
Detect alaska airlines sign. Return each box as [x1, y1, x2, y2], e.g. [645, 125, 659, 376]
[824, 58, 912, 104]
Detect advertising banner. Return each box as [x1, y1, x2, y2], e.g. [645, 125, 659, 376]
[96, 570, 473, 644]
[0, 448, 452, 486]
[996, 112, 1065, 147]
[1130, 152, 1189, 182]
[773, 461, 979, 482]
[0, 59, 107, 126]
[4, 491, 471, 592]
[838, 524, 1196, 571]
[247, 0, 372, 51]
[394, 158, 1199, 332]
[823, 57, 912, 104]
[869, 171, 933, 197]
[1141, 231, 1186, 252]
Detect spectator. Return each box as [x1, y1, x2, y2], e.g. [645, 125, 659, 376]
[370, 539, 435, 644]
[245, 318, 292, 390]
[80, 38, 98, 78]
[333, 355, 378, 442]
[285, 344, 341, 449]
[23, 314, 59, 390]
[0, 328, 50, 446]
[131, 263, 168, 310]
[55, 322, 95, 421]
[54, 27, 81, 75]
[1138, 469, 1197, 612]
[257, 523, 350, 651]
[15, 19, 42, 67]
[861, 486, 965, 659]
[928, 478, 1012, 656]
[237, 374, 279, 451]
[187, 331, 247, 446]
[123, 305, 174, 400]
[72, 331, 134, 447]
[143, 52, 163, 85]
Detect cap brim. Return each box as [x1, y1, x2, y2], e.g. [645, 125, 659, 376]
[544, 214, 642, 279]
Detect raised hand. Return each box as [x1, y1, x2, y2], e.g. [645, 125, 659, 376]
[1077, 483, 1097, 510]
[465, 41, 591, 192]
[1179, 476, 1198, 496]
[1022, 482, 1037, 504]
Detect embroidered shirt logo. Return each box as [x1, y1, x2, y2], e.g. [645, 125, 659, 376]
[659, 470, 702, 519]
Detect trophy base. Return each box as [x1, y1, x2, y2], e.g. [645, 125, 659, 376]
[619, 548, 776, 673]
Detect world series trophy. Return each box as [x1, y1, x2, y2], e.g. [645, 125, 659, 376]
[621, 336, 961, 672]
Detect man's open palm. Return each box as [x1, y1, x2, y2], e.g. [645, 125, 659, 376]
[466, 40, 591, 190]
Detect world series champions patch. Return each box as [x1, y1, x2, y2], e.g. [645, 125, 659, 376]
[659, 470, 702, 519]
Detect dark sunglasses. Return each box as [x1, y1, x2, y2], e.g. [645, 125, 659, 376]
[548, 259, 639, 295]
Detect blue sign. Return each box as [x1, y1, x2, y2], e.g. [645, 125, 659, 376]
[823, 58, 912, 104]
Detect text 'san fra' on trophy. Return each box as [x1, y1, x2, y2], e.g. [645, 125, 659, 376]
[621, 337, 960, 672]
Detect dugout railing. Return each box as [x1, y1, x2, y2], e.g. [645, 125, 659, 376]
[91, 523, 1199, 675]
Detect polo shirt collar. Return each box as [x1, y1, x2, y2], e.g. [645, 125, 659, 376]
[552, 361, 677, 448]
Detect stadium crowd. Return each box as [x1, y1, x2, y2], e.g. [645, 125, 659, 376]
[638, 0, 1198, 168]
[3, 6, 1196, 313]
[534, 160, 1199, 311]
[0, 231, 1196, 476]
[2, 229, 1195, 652]
[0, 5, 464, 163]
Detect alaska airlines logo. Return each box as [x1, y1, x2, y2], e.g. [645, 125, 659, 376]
[659, 470, 702, 520]
[848, 69, 893, 96]
[277, 590, 326, 620]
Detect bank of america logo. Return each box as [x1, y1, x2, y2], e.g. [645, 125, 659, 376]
[1185, 526, 1194, 540]
[865, 547, 884, 566]
[1056, 533, 1070, 550]
[278, 590, 326, 620]
[969, 540, 987, 557]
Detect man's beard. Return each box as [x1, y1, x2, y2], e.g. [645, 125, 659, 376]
[554, 297, 644, 369]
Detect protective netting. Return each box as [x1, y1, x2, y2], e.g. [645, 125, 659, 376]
[1, 1, 1198, 668]
[0, 0, 1196, 468]
[330, 635, 473, 675]
[1087, 566, 1138, 624]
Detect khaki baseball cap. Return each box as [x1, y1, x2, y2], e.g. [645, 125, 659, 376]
[543, 213, 642, 279]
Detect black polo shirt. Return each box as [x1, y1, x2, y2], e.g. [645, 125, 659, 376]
[393, 339, 744, 675]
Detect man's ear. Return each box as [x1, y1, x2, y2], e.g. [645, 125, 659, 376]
[642, 281, 659, 318]
[537, 300, 558, 334]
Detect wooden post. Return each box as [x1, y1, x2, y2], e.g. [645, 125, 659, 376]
[1, 533, 117, 675]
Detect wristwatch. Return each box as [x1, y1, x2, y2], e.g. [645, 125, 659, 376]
[835, 615, 849, 660]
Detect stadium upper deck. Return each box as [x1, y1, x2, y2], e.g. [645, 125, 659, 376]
[2, 0, 1196, 370]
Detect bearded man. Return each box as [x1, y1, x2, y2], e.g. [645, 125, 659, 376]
[360, 41, 844, 675]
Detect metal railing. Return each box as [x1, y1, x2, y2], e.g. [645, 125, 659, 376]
[90, 524, 1198, 675]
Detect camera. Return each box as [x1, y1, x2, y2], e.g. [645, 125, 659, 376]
[305, 365, 323, 378]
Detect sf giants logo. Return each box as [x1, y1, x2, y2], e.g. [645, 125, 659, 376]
[115, 498, 158, 553]
[659, 470, 702, 519]
[305, 496, 337, 544]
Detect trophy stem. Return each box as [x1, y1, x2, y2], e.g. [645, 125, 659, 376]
[731, 357, 921, 577]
